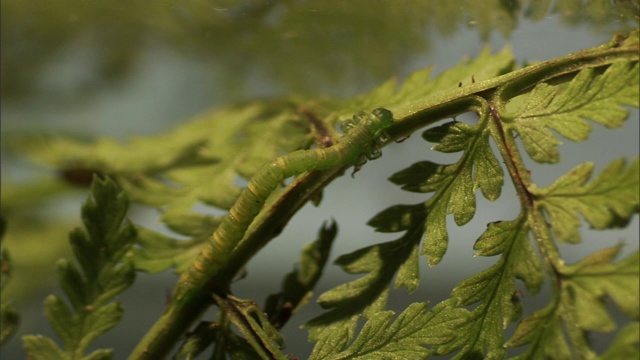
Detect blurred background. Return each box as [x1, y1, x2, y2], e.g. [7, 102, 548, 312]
[1, 0, 638, 358]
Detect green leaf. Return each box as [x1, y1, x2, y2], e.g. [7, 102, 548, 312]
[174, 322, 217, 360]
[57, 259, 88, 311]
[305, 206, 426, 356]
[367, 203, 426, 233]
[507, 246, 639, 358]
[94, 261, 136, 306]
[44, 294, 78, 350]
[599, 322, 640, 360]
[265, 221, 337, 328]
[23, 177, 136, 359]
[309, 301, 468, 360]
[9, 104, 310, 278]
[329, 45, 514, 124]
[474, 220, 543, 294]
[388, 46, 514, 117]
[385, 114, 504, 265]
[506, 303, 572, 360]
[530, 158, 640, 243]
[437, 216, 542, 358]
[82, 349, 113, 360]
[77, 303, 124, 352]
[0, 215, 20, 345]
[561, 246, 639, 327]
[224, 331, 268, 360]
[160, 211, 221, 239]
[0, 302, 19, 345]
[504, 61, 639, 163]
[132, 227, 202, 274]
[216, 295, 288, 360]
[424, 121, 477, 153]
[422, 121, 504, 203]
[23, 335, 67, 360]
[305, 230, 422, 344]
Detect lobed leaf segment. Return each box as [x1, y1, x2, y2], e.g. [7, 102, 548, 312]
[22, 178, 137, 360]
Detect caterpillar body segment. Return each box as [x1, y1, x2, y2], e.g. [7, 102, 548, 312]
[175, 108, 394, 300]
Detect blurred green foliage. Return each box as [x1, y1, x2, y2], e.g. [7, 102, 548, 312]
[2, 0, 637, 101]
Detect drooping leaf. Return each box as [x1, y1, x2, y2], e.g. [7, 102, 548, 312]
[367, 203, 426, 233]
[176, 323, 275, 360]
[132, 227, 203, 274]
[309, 301, 468, 360]
[265, 221, 337, 329]
[436, 216, 542, 358]
[505, 302, 572, 360]
[560, 246, 639, 327]
[385, 113, 504, 265]
[174, 322, 217, 360]
[506, 246, 640, 358]
[599, 322, 640, 360]
[215, 295, 288, 360]
[330, 46, 515, 122]
[503, 61, 639, 163]
[305, 229, 422, 346]
[530, 158, 640, 243]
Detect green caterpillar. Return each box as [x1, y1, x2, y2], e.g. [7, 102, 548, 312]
[175, 108, 394, 300]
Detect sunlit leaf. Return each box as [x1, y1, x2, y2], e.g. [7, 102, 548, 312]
[305, 231, 421, 345]
[437, 216, 542, 358]
[333, 46, 515, 121]
[561, 246, 639, 326]
[392, 114, 504, 265]
[506, 303, 572, 360]
[309, 301, 468, 360]
[506, 246, 640, 358]
[530, 158, 640, 243]
[265, 221, 337, 328]
[504, 61, 639, 163]
[599, 322, 640, 360]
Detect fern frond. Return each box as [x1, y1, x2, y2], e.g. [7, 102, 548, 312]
[22, 177, 136, 360]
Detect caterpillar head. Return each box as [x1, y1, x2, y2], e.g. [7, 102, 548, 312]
[371, 108, 393, 144]
[341, 108, 394, 134]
